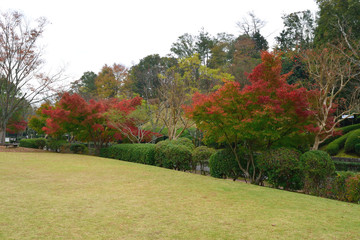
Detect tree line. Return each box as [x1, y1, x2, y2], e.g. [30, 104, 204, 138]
[1, 0, 359, 155]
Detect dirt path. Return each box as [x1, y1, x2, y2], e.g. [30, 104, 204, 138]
[0, 146, 46, 153]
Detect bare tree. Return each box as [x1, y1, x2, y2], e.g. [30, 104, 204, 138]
[302, 45, 360, 150]
[237, 12, 266, 37]
[0, 11, 61, 143]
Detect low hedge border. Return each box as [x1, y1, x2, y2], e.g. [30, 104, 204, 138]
[325, 131, 352, 156]
[332, 157, 360, 163]
[334, 161, 360, 172]
[100, 144, 156, 165]
[321, 123, 360, 147]
[19, 138, 46, 149]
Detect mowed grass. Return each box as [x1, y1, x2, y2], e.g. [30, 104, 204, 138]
[0, 153, 359, 240]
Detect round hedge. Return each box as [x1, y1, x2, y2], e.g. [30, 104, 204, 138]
[257, 148, 303, 190]
[70, 143, 88, 154]
[300, 150, 335, 195]
[325, 142, 340, 156]
[154, 139, 193, 171]
[209, 148, 241, 180]
[355, 143, 360, 155]
[344, 129, 360, 153]
[192, 146, 216, 163]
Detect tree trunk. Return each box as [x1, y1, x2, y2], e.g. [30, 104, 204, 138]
[312, 134, 320, 150]
[0, 120, 8, 144]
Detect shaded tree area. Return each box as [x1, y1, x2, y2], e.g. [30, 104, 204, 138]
[314, 0, 360, 46]
[273, 0, 360, 149]
[170, 13, 268, 87]
[128, 54, 177, 100]
[276, 10, 316, 52]
[70, 71, 97, 101]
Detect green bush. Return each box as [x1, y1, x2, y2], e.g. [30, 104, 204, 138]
[325, 142, 340, 156]
[344, 129, 360, 153]
[344, 174, 360, 203]
[192, 146, 216, 173]
[209, 148, 242, 180]
[340, 123, 360, 134]
[70, 143, 88, 154]
[19, 138, 46, 149]
[155, 139, 193, 171]
[329, 171, 357, 201]
[321, 123, 360, 147]
[300, 150, 336, 195]
[192, 146, 216, 163]
[325, 131, 352, 155]
[355, 143, 360, 155]
[174, 137, 195, 150]
[100, 144, 156, 165]
[257, 148, 303, 190]
[46, 139, 67, 152]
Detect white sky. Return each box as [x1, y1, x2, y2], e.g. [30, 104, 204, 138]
[3, 0, 318, 85]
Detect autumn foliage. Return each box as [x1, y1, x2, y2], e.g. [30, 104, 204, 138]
[6, 119, 27, 134]
[41, 93, 157, 152]
[185, 51, 316, 183]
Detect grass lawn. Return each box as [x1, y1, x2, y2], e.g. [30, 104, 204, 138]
[0, 152, 359, 239]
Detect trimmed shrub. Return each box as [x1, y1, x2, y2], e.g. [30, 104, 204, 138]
[155, 139, 193, 171]
[321, 123, 360, 147]
[209, 148, 242, 180]
[46, 139, 67, 152]
[340, 123, 360, 134]
[19, 138, 46, 149]
[174, 137, 195, 150]
[344, 174, 360, 203]
[257, 148, 303, 190]
[325, 131, 352, 155]
[344, 129, 360, 153]
[100, 144, 156, 165]
[300, 150, 336, 195]
[192, 146, 216, 163]
[70, 143, 88, 154]
[192, 146, 216, 173]
[325, 142, 340, 156]
[355, 143, 360, 155]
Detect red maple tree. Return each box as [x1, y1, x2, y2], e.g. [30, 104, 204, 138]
[42, 93, 157, 153]
[185, 51, 316, 183]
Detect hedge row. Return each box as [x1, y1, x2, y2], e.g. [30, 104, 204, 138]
[334, 161, 360, 172]
[20, 138, 88, 154]
[19, 138, 46, 149]
[325, 131, 352, 155]
[340, 123, 360, 134]
[321, 123, 360, 147]
[344, 129, 360, 153]
[100, 139, 218, 172]
[100, 144, 156, 165]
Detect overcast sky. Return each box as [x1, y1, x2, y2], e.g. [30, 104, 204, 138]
[3, 0, 318, 85]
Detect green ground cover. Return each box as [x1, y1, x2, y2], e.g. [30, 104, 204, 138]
[0, 152, 359, 239]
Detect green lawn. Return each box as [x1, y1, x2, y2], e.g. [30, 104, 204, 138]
[0, 152, 359, 240]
